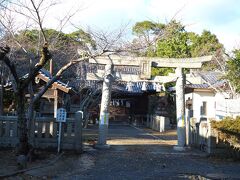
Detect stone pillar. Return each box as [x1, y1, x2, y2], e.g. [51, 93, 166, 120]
[75, 111, 83, 153]
[207, 120, 217, 154]
[49, 59, 53, 76]
[186, 109, 190, 146]
[174, 67, 186, 151]
[53, 89, 58, 118]
[159, 116, 165, 132]
[147, 114, 150, 127]
[0, 62, 3, 115]
[97, 64, 113, 148]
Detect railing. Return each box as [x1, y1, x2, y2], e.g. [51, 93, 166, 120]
[0, 112, 82, 152]
[189, 118, 209, 151]
[189, 117, 229, 155]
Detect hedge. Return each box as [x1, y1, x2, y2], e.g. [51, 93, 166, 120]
[211, 116, 240, 136]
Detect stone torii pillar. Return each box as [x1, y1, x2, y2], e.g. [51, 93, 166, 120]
[174, 67, 186, 150]
[96, 64, 114, 148]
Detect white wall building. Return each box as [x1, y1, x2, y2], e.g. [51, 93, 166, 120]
[184, 71, 240, 122]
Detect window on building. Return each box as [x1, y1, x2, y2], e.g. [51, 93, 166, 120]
[200, 101, 207, 116]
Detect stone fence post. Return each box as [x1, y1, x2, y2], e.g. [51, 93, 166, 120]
[29, 112, 36, 146]
[207, 121, 217, 154]
[75, 111, 83, 153]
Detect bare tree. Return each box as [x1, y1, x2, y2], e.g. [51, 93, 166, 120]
[0, 0, 129, 166]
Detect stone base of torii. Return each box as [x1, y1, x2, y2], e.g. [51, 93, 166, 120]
[87, 55, 212, 150]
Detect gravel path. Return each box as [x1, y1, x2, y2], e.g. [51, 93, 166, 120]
[2, 123, 240, 179]
[71, 124, 240, 180]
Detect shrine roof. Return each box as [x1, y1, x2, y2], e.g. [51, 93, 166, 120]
[37, 68, 76, 94]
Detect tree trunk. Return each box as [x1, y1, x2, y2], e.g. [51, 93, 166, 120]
[16, 90, 29, 155]
[27, 101, 34, 137]
[27, 82, 34, 137]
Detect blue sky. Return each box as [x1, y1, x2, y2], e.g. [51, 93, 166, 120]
[9, 0, 240, 52]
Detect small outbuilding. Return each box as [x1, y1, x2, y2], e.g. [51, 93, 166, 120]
[185, 71, 240, 122]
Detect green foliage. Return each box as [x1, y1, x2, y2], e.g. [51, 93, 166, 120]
[132, 20, 224, 76]
[226, 50, 240, 92]
[156, 31, 191, 58]
[15, 28, 95, 53]
[132, 20, 165, 37]
[211, 116, 240, 136]
[156, 20, 190, 58]
[2, 28, 96, 80]
[20, 29, 39, 43]
[151, 67, 174, 76]
[15, 29, 40, 53]
[151, 21, 190, 75]
[190, 30, 223, 57]
[156, 23, 223, 58]
[68, 29, 96, 49]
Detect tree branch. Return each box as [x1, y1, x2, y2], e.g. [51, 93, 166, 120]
[22, 44, 51, 89]
[0, 46, 19, 84]
[30, 0, 47, 43]
[1, 56, 19, 83]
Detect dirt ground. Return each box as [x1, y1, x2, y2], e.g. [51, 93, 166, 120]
[1, 124, 240, 179]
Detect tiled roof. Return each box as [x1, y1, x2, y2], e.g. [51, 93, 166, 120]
[81, 80, 166, 94]
[186, 71, 229, 90]
[3, 69, 75, 93]
[38, 68, 75, 93]
[114, 82, 165, 94]
[195, 71, 227, 88]
[185, 84, 209, 89]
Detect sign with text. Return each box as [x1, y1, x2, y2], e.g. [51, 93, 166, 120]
[56, 108, 67, 122]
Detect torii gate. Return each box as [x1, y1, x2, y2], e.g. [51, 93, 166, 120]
[87, 55, 212, 150]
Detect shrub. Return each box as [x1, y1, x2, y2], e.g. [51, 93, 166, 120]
[211, 116, 240, 136]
